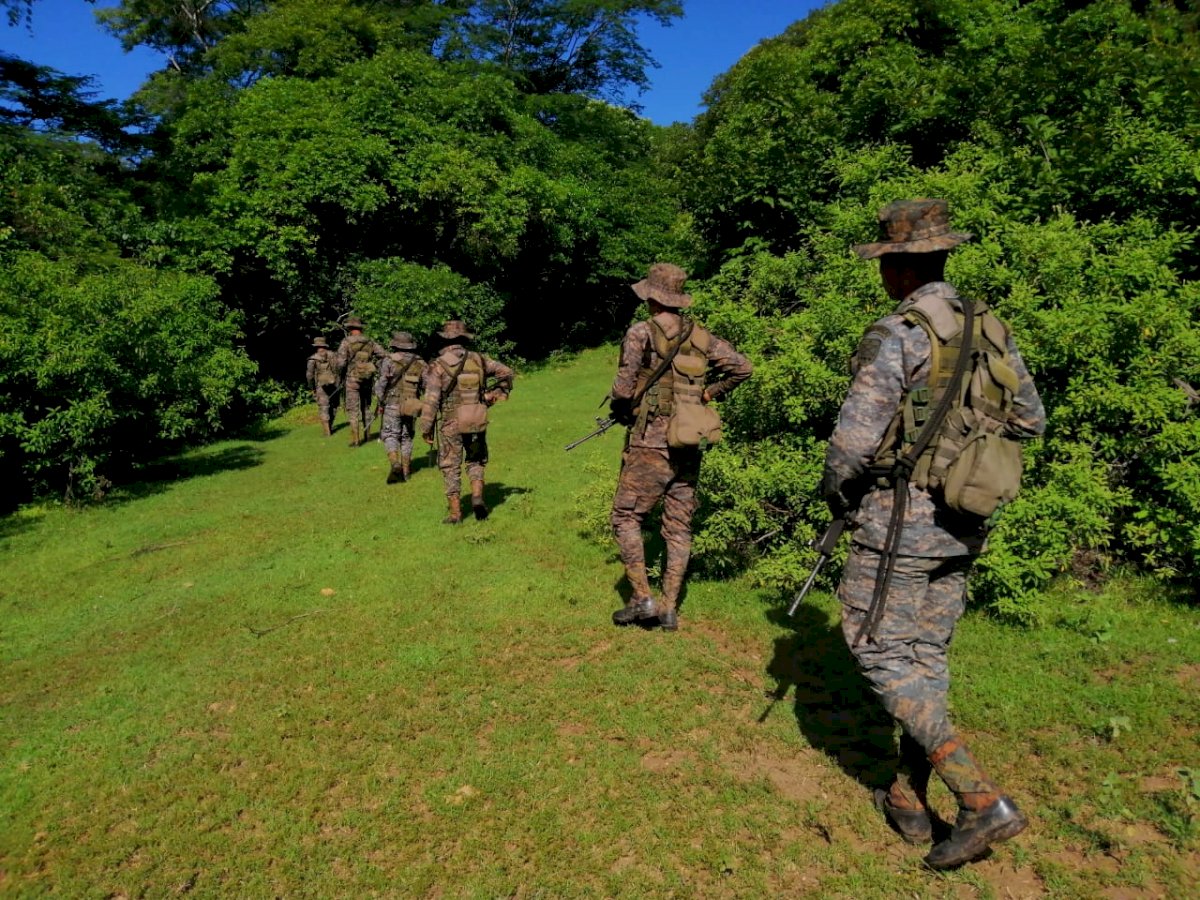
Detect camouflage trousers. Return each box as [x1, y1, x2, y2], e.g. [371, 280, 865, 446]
[438, 428, 488, 497]
[838, 543, 974, 753]
[380, 408, 416, 457]
[344, 377, 376, 435]
[313, 384, 339, 425]
[610, 446, 700, 610]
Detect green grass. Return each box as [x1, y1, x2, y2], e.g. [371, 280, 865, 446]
[2, 346, 1198, 898]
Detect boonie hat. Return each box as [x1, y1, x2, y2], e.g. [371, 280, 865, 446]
[312, 336, 328, 348]
[852, 199, 973, 259]
[345, 315, 366, 330]
[631, 263, 692, 309]
[390, 331, 417, 350]
[438, 320, 475, 341]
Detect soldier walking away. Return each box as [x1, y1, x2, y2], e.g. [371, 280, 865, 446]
[821, 199, 1046, 869]
[419, 320, 514, 524]
[306, 337, 339, 436]
[608, 263, 752, 631]
[375, 331, 426, 484]
[336, 315, 386, 447]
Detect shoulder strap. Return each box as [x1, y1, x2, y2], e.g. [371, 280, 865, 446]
[437, 352, 469, 397]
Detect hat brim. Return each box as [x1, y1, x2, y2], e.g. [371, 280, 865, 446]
[391, 342, 417, 350]
[852, 231, 974, 260]
[632, 279, 693, 308]
[437, 330, 474, 340]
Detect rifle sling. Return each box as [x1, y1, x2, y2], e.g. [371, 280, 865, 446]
[629, 318, 694, 411]
[854, 299, 977, 647]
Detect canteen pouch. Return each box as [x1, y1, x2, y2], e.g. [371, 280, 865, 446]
[400, 397, 424, 417]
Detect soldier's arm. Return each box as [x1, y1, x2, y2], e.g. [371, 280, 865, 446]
[374, 359, 393, 403]
[703, 335, 753, 402]
[483, 356, 515, 399]
[372, 341, 388, 360]
[306, 358, 316, 387]
[1003, 335, 1046, 439]
[334, 343, 349, 374]
[823, 318, 911, 494]
[419, 365, 444, 436]
[611, 323, 648, 401]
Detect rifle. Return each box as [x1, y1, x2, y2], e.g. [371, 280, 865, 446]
[786, 517, 847, 617]
[564, 416, 618, 452]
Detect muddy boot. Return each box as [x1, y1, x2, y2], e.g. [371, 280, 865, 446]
[612, 596, 656, 626]
[349, 423, 361, 447]
[659, 561, 686, 631]
[400, 455, 411, 482]
[321, 419, 331, 437]
[876, 733, 934, 844]
[925, 738, 1027, 869]
[386, 451, 403, 484]
[470, 479, 488, 520]
[443, 495, 462, 525]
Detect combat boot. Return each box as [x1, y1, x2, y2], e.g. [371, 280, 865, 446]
[321, 419, 331, 437]
[925, 737, 1027, 868]
[873, 789, 932, 845]
[612, 596, 656, 626]
[443, 496, 462, 525]
[470, 479, 488, 520]
[876, 733, 934, 844]
[400, 455, 411, 482]
[386, 451, 403, 484]
[349, 423, 360, 447]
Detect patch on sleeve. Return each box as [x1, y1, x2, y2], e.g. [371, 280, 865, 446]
[852, 325, 891, 373]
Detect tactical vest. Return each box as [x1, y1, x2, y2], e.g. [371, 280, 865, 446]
[438, 350, 489, 433]
[871, 290, 1024, 516]
[311, 349, 337, 386]
[383, 353, 424, 406]
[345, 334, 377, 380]
[636, 318, 722, 449]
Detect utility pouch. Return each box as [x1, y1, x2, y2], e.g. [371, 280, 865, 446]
[456, 403, 489, 433]
[400, 397, 424, 417]
[400, 369, 424, 416]
[942, 423, 1023, 518]
[315, 366, 337, 387]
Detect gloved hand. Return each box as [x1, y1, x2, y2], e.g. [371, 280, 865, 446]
[609, 396, 636, 426]
[422, 432, 434, 446]
[820, 467, 851, 518]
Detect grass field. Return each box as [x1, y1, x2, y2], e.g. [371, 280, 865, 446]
[2, 347, 1198, 898]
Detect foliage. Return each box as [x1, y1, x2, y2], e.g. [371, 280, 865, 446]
[678, 0, 1200, 618]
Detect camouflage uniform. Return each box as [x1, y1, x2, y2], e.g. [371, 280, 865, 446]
[419, 321, 514, 523]
[335, 317, 386, 446]
[374, 332, 425, 483]
[823, 199, 1046, 867]
[305, 337, 339, 435]
[609, 264, 752, 628]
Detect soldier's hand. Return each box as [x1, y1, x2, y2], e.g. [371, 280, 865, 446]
[422, 432, 434, 445]
[609, 396, 635, 426]
[701, 388, 713, 405]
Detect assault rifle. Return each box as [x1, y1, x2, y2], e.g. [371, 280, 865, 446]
[786, 517, 847, 617]
[564, 416, 617, 452]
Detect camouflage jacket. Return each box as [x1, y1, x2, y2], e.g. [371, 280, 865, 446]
[334, 334, 387, 381]
[419, 344, 515, 437]
[824, 282, 1046, 557]
[612, 312, 753, 450]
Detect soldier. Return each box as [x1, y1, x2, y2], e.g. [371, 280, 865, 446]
[419, 320, 514, 524]
[821, 199, 1046, 868]
[607, 263, 752, 631]
[305, 337, 339, 436]
[335, 315, 386, 447]
[375, 331, 426, 484]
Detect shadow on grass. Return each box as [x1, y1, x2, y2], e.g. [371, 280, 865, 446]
[762, 602, 897, 793]
[482, 483, 532, 511]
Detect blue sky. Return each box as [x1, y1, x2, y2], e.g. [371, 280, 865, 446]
[0, 0, 825, 124]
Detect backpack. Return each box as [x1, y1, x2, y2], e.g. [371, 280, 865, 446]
[874, 290, 1024, 519]
[345, 335, 378, 380]
[384, 353, 426, 416]
[437, 351, 488, 434]
[311, 350, 337, 387]
[643, 318, 722, 450]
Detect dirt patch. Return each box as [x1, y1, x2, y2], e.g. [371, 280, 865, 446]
[1103, 821, 1167, 848]
[1138, 774, 1180, 794]
[1175, 663, 1200, 689]
[640, 749, 696, 774]
[1048, 848, 1120, 875]
[970, 859, 1046, 897]
[723, 750, 833, 804]
[1101, 886, 1165, 900]
[557, 722, 587, 737]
